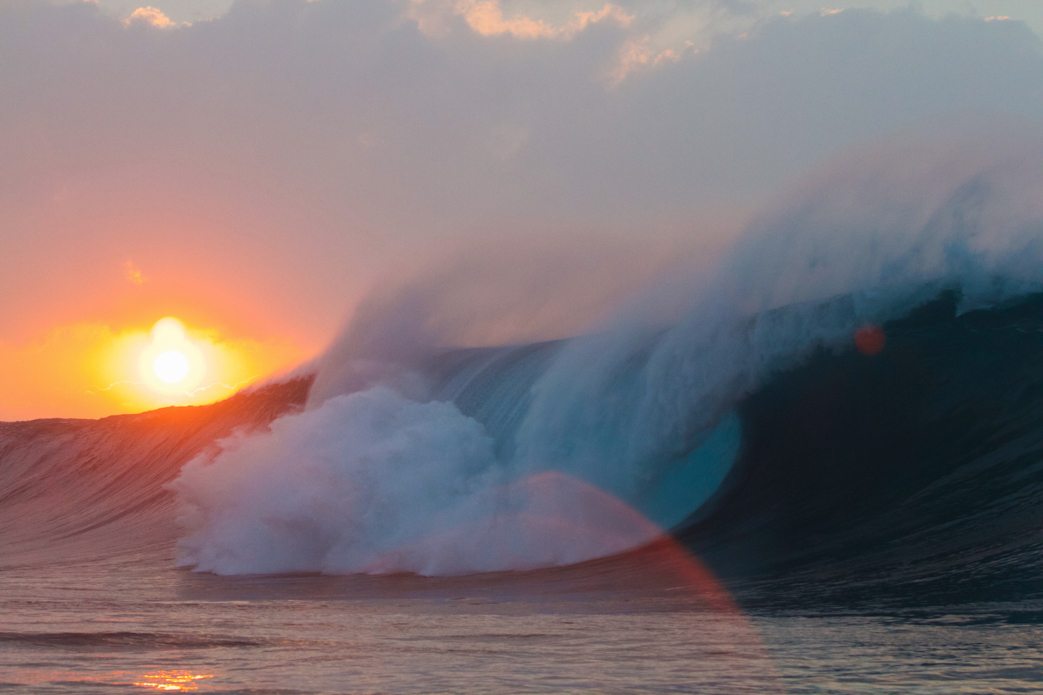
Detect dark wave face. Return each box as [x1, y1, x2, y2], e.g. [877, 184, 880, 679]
[682, 292, 1043, 605]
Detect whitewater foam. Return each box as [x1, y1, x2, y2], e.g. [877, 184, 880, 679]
[171, 387, 662, 575]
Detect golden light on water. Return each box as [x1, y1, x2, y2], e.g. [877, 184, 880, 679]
[133, 671, 214, 691]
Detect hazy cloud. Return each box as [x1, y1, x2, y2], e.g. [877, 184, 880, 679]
[123, 5, 175, 27]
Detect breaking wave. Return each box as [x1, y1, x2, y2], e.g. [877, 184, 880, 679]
[5, 133, 1043, 601]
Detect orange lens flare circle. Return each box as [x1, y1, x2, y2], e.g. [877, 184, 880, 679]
[855, 324, 886, 355]
[138, 318, 206, 395]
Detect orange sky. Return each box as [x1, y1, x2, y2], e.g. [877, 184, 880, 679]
[0, 313, 311, 422]
[0, 213, 320, 421]
[0, 198, 340, 420]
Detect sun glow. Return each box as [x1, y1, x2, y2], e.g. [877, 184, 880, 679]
[0, 314, 310, 420]
[137, 317, 207, 395]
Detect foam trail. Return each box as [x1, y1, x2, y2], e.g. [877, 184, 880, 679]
[172, 129, 1043, 576]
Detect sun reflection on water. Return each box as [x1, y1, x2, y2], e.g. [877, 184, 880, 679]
[133, 671, 214, 691]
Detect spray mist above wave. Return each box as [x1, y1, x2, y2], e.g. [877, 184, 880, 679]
[171, 131, 1043, 576]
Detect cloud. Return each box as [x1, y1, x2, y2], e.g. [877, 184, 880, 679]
[448, 0, 631, 40]
[125, 260, 147, 285]
[124, 5, 176, 27]
[609, 34, 697, 85]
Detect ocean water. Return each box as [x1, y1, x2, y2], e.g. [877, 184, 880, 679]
[5, 140, 1043, 692]
[3, 551, 1042, 693]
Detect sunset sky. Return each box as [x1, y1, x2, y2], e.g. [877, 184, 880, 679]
[3, 0, 1042, 420]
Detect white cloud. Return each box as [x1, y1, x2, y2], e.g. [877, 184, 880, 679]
[450, 0, 631, 40]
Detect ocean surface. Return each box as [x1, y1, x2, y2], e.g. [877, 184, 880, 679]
[5, 147, 1043, 691]
[3, 542, 1042, 693]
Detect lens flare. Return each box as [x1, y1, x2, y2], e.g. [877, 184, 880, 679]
[855, 324, 886, 355]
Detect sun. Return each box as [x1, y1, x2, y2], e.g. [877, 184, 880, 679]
[154, 350, 190, 383]
[138, 318, 206, 395]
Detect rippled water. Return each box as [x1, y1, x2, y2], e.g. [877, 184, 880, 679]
[3, 550, 1041, 694]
